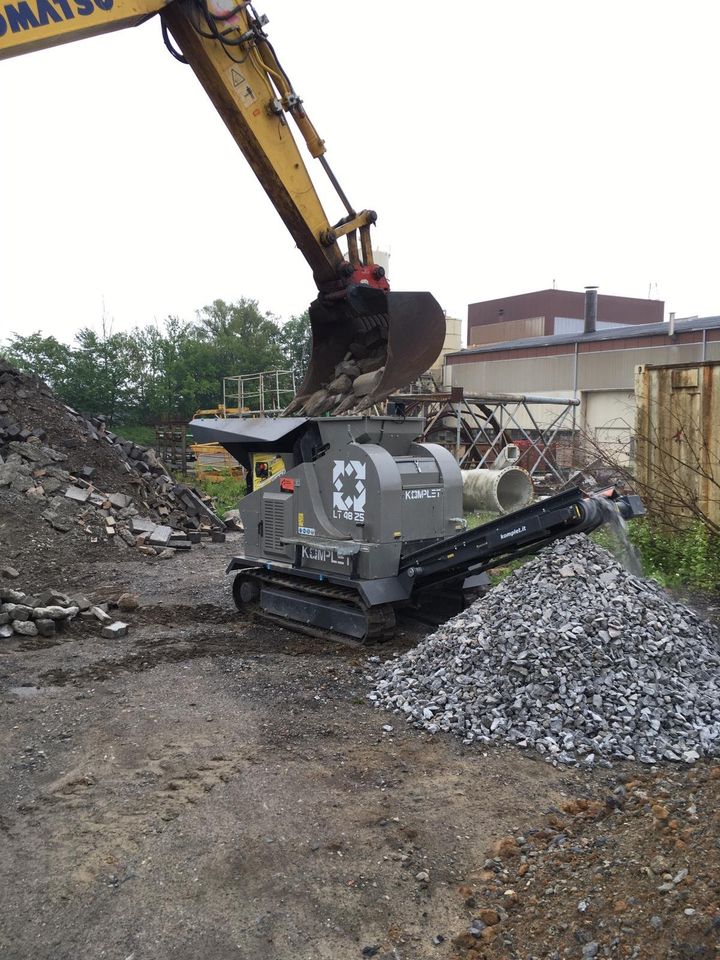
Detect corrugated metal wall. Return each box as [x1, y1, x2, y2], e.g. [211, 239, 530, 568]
[445, 340, 720, 439]
[635, 362, 720, 527]
[468, 317, 545, 346]
[448, 340, 720, 395]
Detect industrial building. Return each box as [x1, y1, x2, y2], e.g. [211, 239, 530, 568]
[445, 288, 720, 452]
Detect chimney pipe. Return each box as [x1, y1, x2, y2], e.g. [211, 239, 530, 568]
[584, 286, 598, 334]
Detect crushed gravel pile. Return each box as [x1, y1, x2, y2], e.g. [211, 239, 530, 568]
[370, 535, 720, 766]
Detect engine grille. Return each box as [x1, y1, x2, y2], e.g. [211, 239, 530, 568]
[263, 496, 287, 554]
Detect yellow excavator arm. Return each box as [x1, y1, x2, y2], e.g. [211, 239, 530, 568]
[1, 0, 445, 411]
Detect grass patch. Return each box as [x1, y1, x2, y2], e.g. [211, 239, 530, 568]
[465, 510, 499, 530]
[117, 424, 157, 446]
[626, 518, 720, 592]
[190, 469, 246, 518]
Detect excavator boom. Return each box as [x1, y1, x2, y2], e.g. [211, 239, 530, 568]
[0, 0, 445, 407]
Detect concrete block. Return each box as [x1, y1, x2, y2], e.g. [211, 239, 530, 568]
[38, 589, 70, 606]
[42, 477, 63, 495]
[31, 605, 71, 621]
[4, 603, 32, 621]
[90, 605, 112, 624]
[108, 492, 131, 509]
[65, 485, 91, 503]
[148, 525, 173, 546]
[0, 587, 26, 603]
[101, 621, 129, 639]
[130, 517, 156, 535]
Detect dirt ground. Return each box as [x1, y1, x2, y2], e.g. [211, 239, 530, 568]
[1, 537, 718, 960]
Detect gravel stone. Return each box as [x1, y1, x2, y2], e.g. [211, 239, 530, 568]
[369, 535, 720, 766]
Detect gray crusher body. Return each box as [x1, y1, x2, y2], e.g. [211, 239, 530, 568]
[190, 415, 643, 642]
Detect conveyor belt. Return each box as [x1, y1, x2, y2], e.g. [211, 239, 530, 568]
[400, 487, 606, 593]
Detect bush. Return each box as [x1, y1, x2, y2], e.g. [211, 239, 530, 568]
[627, 518, 720, 592]
[191, 469, 246, 518]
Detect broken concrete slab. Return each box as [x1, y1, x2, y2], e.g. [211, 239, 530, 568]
[129, 517, 156, 535]
[37, 589, 71, 606]
[32, 605, 75, 621]
[3, 604, 32, 621]
[42, 497, 80, 533]
[148, 525, 173, 546]
[64, 485, 91, 503]
[108, 492, 132, 509]
[41, 477, 63, 495]
[101, 621, 129, 639]
[175, 485, 226, 529]
[0, 588, 26, 603]
[90, 606, 112, 624]
[11, 474, 35, 494]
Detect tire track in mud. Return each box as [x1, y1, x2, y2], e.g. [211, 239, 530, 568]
[35, 611, 345, 687]
[10, 749, 248, 884]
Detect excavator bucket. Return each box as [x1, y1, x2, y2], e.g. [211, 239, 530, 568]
[287, 288, 446, 416]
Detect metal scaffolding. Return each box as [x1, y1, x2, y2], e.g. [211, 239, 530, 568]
[389, 388, 580, 483]
[222, 369, 297, 417]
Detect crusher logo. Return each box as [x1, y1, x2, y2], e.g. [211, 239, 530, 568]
[332, 459, 366, 522]
[301, 545, 349, 567]
[499, 524, 527, 541]
[404, 488, 442, 501]
[0, 0, 114, 36]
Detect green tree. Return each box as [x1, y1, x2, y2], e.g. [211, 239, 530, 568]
[63, 324, 139, 424]
[1, 297, 302, 425]
[279, 310, 311, 379]
[1, 332, 73, 391]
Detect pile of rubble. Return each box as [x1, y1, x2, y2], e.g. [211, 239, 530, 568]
[286, 330, 387, 416]
[0, 359, 226, 562]
[369, 536, 720, 766]
[0, 576, 130, 641]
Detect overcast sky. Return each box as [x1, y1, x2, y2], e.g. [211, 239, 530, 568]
[2, 0, 719, 346]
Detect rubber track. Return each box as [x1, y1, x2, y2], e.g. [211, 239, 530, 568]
[237, 570, 396, 644]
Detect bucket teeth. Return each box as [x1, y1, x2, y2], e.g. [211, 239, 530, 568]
[291, 290, 446, 416]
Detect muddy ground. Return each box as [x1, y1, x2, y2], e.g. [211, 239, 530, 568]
[0, 534, 583, 960]
[1, 537, 718, 960]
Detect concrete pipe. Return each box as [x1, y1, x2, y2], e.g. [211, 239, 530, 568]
[461, 467, 534, 514]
